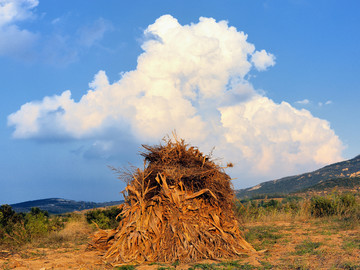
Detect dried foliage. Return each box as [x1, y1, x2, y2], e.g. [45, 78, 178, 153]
[89, 137, 255, 265]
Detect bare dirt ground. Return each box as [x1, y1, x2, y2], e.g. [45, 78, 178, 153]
[0, 243, 105, 269]
[1, 219, 359, 269]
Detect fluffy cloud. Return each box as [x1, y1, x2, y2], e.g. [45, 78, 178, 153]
[219, 95, 343, 175]
[251, 49, 275, 71]
[0, 0, 39, 57]
[8, 15, 344, 183]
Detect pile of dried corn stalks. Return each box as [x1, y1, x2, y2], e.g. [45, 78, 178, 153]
[89, 137, 255, 265]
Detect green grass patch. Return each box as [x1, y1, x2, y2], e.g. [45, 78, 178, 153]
[189, 261, 263, 270]
[190, 263, 217, 270]
[115, 265, 136, 270]
[337, 261, 360, 269]
[218, 261, 255, 270]
[294, 239, 322, 255]
[245, 225, 284, 250]
[342, 238, 360, 252]
[319, 229, 333, 236]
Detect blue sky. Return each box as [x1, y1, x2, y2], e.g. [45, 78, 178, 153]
[1, 0, 359, 204]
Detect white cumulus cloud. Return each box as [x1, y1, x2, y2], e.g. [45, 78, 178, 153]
[8, 15, 344, 184]
[251, 49, 275, 71]
[219, 95, 343, 175]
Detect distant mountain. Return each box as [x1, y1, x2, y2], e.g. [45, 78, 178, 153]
[299, 177, 360, 193]
[237, 155, 360, 198]
[10, 198, 124, 215]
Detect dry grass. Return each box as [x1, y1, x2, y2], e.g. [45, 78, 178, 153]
[51, 215, 91, 243]
[22, 213, 93, 249]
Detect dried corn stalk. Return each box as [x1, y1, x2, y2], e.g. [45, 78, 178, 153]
[89, 137, 255, 265]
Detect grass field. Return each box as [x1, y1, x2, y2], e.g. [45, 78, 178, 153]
[1, 191, 359, 269]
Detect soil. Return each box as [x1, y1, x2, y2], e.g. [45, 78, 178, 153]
[0, 244, 105, 269]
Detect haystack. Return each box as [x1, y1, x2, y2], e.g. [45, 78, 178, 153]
[89, 137, 255, 265]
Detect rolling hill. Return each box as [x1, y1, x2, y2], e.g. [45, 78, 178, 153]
[10, 198, 123, 214]
[237, 154, 360, 198]
[299, 177, 360, 193]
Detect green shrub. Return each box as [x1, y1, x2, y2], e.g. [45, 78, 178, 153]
[310, 196, 336, 217]
[310, 193, 360, 222]
[49, 215, 67, 231]
[339, 193, 356, 208]
[338, 193, 357, 216]
[261, 199, 281, 209]
[0, 205, 67, 246]
[0, 204, 26, 243]
[235, 195, 305, 221]
[236, 192, 359, 224]
[0, 204, 24, 228]
[24, 207, 50, 239]
[85, 206, 122, 229]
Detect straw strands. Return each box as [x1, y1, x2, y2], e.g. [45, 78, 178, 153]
[89, 137, 255, 265]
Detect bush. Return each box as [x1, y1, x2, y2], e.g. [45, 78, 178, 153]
[24, 207, 50, 239]
[0, 205, 26, 243]
[85, 206, 122, 229]
[235, 195, 305, 221]
[236, 192, 360, 226]
[0, 204, 24, 228]
[310, 196, 337, 217]
[310, 193, 360, 221]
[338, 193, 356, 212]
[0, 205, 68, 246]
